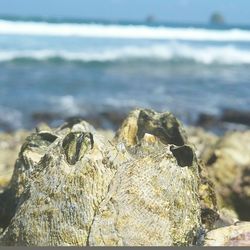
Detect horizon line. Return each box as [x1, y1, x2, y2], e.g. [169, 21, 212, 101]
[1, 13, 250, 27]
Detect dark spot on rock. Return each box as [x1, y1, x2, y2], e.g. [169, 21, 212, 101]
[206, 153, 217, 166]
[201, 207, 219, 227]
[62, 132, 94, 165]
[38, 132, 58, 143]
[170, 145, 194, 167]
[62, 133, 77, 165]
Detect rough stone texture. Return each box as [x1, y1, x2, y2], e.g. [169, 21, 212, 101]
[0, 109, 217, 246]
[0, 120, 117, 245]
[204, 222, 250, 246]
[203, 131, 250, 220]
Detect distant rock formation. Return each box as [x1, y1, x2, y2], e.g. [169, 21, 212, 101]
[145, 15, 156, 24]
[210, 12, 225, 25]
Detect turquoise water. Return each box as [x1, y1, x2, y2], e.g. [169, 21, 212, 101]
[0, 17, 250, 131]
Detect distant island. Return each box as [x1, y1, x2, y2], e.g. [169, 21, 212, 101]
[145, 15, 156, 24]
[210, 12, 225, 25]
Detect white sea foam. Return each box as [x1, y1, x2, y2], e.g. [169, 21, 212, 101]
[1, 43, 250, 64]
[49, 95, 82, 116]
[1, 19, 250, 41]
[0, 106, 22, 129]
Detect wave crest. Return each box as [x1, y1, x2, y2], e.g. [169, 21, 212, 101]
[1, 43, 250, 65]
[1, 19, 250, 41]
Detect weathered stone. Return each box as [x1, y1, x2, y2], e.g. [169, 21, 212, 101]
[204, 222, 250, 246]
[213, 208, 239, 229]
[115, 109, 188, 147]
[0, 120, 116, 245]
[0, 109, 217, 246]
[89, 116, 201, 245]
[203, 131, 250, 220]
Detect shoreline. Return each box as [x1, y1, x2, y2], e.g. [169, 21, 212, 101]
[1, 107, 250, 135]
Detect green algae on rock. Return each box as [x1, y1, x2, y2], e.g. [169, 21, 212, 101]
[0, 109, 218, 246]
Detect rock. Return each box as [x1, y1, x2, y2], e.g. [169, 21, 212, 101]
[203, 131, 250, 220]
[213, 208, 239, 229]
[196, 111, 250, 134]
[0, 120, 117, 245]
[145, 15, 156, 23]
[196, 113, 219, 130]
[221, 109, 250, 126]
[185, 126, 218, 159]
[210, 12, 225, 25]
[0, 109, 217, 246]
[115, 109, 188, 147]
[204, 222, 250, 246]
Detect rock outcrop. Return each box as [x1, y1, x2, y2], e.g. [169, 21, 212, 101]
[203, 131, 250, 220]
[0, 109, 217, 246]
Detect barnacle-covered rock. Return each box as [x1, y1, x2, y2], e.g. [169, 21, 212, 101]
[114, 109, 188, 147]
[89, 110, 201, 246]
[0, 109, 217, 246]
[0, 120, 118, 245]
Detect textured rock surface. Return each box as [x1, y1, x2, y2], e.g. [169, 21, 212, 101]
[203, 131, 250, 220]
[0, 120, 116, 245]
[204, 222, 250, 246]
[0, 109, 217, 246]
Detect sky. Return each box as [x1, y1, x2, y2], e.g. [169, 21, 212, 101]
[0, 0, 249, 24]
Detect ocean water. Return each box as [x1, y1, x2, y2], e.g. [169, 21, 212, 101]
[0, 17, 250, 131]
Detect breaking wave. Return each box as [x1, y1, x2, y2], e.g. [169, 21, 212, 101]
[1, 19, 250, 41]
[1, 43, 250, 64]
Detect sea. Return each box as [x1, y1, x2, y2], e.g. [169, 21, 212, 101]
[0, 16, 250, 132]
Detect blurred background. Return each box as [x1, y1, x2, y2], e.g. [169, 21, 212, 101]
[0, 0, 250, 133]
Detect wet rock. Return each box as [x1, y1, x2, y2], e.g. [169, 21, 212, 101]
[204, 222, 250, 246]
[221, 109, 250, 127]
[203, 131, 250, 220]
[0, 109, 217, 246]
[196, 113, 219, 130]
[196, 110, 250, 134]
